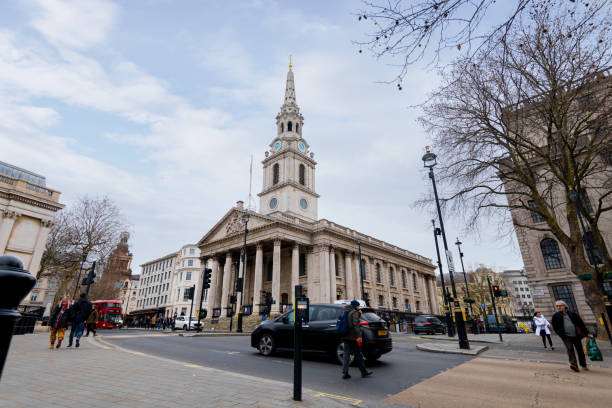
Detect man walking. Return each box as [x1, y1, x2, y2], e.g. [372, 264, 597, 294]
[341, 300, 373, 379]
[67, 293, 92, 348]
[551, 300, 593, 372]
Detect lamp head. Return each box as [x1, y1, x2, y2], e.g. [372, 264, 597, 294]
[242, 212, 251, 222]
[422, 146, 437, 168]
[455, 237, 462, 246]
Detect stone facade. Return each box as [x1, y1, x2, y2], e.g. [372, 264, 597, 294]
[99, 232, 133, 289]
[198, 66, 437, 323]
[119, 275, 140, 315]
[1, 161, 64, 309]
[500, 269, 535, 318]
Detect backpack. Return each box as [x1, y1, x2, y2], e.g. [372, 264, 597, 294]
[336, 311, 350, 336]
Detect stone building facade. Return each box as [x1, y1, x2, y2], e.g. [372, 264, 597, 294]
[99, 232, 133, 289]
[119, 275, 140, 315]
[170, 244, 205, 317]
[198, 66, 437, 324]
[133, 252, 177, 317]
[500, 269, 535, 318]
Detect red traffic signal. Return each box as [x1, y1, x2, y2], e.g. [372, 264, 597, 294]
[493, 285, 501, 297]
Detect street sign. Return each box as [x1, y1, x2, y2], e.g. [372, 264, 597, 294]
[481, 303, 486, 309]
[445, 250, 456, 274]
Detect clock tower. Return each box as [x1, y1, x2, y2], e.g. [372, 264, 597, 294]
[258, 61, 319, 221]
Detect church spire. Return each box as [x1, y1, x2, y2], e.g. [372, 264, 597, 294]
[283, 61, 297, 110]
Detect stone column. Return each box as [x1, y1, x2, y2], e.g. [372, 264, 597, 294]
[252, 243, 263, 315]
[319, 245, 330, 303]
[208, 257, 219, 310]
[291, 243, 299, 302]
[329, 248, 336, 302]
[344, 252, 354, 300]
[272, 239, 281, 313]
[28, 219, 53, 274]
[220, 252, 233, 315]
[428, 277, 439, 314]
[0, 210, 19, 253]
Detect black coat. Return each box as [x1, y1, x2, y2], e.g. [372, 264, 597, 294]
[551, 310, 588, 339]
[70, 298, 93, 323]
[49, 304, 69, 329]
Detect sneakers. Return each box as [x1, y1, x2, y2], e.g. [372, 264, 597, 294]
[570, 365, 580, 372]
[361, 371, 373, 378]
[551, 347, 554, 350]
[342, 373, 351, 379]
[49, 344, 54, 349]
[75, 340, 80, 348]
[56, 340, 62, 349]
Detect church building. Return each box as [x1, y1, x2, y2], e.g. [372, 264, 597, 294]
[197, 64, 438, 322]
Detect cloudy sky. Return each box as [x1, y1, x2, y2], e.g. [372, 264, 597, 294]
[0, 0, 524, 274]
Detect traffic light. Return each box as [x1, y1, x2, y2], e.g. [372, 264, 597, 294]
[202, 268, 212, 289]
[493, 285, 501, 297]
[200, 309, 207, 319]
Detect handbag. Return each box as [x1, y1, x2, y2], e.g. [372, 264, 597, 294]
[586, 338, 603, 361]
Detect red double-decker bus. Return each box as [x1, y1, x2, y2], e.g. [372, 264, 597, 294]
[92, 300, 123, 329]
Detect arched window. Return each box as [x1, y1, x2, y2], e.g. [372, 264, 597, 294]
[389, 267, 395, 286]
[299, 164, 305, 185]
[376, 263, 381, 283]
[288, 121, 292, 131]
[280, 123, 284, 132]
[541, 238, 565, 269]
[296, 123, 299, 133]
[273, 163, 279, 185]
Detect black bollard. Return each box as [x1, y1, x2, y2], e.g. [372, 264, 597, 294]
[0, 255, 36, 380]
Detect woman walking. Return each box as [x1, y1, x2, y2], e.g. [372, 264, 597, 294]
[49, 296, 70, 349]
[533, 312, 554, 350]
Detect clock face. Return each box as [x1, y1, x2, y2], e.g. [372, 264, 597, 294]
[299, 198, 308, 210]
[297, 141, 306, 152]
[273, 141, 282, 151]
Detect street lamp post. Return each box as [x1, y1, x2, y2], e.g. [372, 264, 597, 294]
[455, 238, 475, 332]
[237, 212, 250, 333]
[73, 248, 89, 299]
[422, 146, 470, 349]
[357, 238, 367, 306]
[432, 220, 454, 337]
[568, 186, 612, 344]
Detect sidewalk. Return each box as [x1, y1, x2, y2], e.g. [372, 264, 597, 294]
[0, 334, 355, 408]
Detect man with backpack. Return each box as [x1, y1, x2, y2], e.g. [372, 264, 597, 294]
[338, 300, 373, 379]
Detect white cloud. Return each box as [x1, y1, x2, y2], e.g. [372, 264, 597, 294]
[27, 0, 118, 50]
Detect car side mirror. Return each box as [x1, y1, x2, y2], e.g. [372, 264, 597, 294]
[282, 316, 289, 324]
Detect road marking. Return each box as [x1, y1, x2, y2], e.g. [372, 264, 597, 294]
[311, 391, 362, 406]
[184, 364, 203, 368]
[131, 352, 144, 355]
[225, 351, 240, 355]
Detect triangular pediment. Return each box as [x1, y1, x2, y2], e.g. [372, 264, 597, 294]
[197, 208, 272, 246]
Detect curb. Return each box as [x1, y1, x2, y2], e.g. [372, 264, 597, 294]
[416, 343, 488, 356]
[415, 335, 500, 344]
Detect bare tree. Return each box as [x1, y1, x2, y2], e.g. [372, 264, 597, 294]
[38, 196, 128, 306]
[354, 0, 608, 82]
[419, 7, 611, 326]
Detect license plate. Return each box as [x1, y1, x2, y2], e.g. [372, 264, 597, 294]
[417, 323, 424, 326]
[377, 330, 387, 336]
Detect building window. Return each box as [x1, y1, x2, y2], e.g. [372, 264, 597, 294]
[378, 295, 383, 306]
[266, 260, 273, 281]
[299, 254, 307, 276]
[540, 238, 565, 269]
[405, 299, 410, 310]
[188, 260, 193, 267]
[181, 308, 187, 316]
[30, 293, 38, 302]
[189, 248, 195, 255]
[389, 267, 395, 286]
[416, 300, 421, 311]
[376, 263, 381, 283]
[401, 270, 407, 288]
[528, 200, 546, 223]
[183, 290, 191, 301]
[296, 123, 299, 133]
[334, 255, 339, 277]
[273, 163, 279, 185]
[299, 164, 305, 185]
[551, 284, 578, 313]
[413, 274, 418, 291]
[392, 297, 397, 308]
[186, 272, 192, 280]
[288, 121, 292, 131]
[281, 122, 284, 132]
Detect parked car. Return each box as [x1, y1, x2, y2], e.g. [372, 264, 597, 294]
[412, 315, 446, 335]
[485, 315, 517, 333]
[250, 303, 392, 364]
[174, 316, 202, 331]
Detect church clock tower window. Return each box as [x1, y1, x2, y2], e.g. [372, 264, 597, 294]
[288, 121, 292, 131]
[299, 164, 305, 185]
[273, 163, 279, 185]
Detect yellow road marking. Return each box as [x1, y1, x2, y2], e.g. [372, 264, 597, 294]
[131, 352, 144, 355]
[184, 364, 203, 368]
[311, 391, 362, 406]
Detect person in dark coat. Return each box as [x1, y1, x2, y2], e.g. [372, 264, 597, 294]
[551, 300, 593, 372]
[49, 296, 70, 349]
[341, 300, 373, 379]
[85, 308, 98, 337]
[67, 293, 92, 348]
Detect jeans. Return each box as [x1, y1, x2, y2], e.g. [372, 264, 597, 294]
[562, 336, 586, 368]
[69, 321, 85, 345]
[342, 340, 367, 375]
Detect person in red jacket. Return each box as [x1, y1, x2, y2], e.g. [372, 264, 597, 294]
[49, 296, 70, 349]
